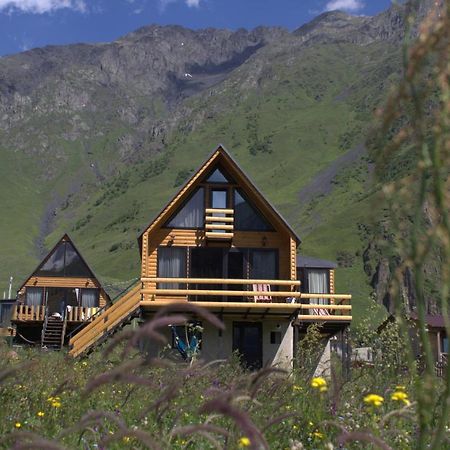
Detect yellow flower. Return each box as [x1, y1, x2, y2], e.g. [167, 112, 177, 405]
[37, 411, 45, 417]
[82, 361, 88, 366]
[363, 394, 384, 407]
[51, 401, 62, 408]
[391, 391, 410, 405]
[122, 436, 130, 443]
[292, 424, 298, 430]
[293, 385, 302, 392]
[312, 431, 324, 439]
[311, 377, 328, 392]
[14, 422, 21, 428]
[238, 436, 251, 447]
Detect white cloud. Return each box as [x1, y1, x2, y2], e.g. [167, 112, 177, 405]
[0, 0, 87, 14]
[324, 0, 364, 12]
[158, 0, 202, 13]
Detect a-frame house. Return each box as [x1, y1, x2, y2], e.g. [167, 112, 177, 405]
[12, 234, 111, 348]
[69, 145, 351, 365]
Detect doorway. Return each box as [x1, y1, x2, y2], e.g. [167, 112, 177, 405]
[232, 321, 263, 370]
[190, 248, 224, 301]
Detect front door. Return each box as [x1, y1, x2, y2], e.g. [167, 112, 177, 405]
[233, 322, 263, 370]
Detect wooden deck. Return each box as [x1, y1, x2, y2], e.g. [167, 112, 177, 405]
[11, 305, 101, 323]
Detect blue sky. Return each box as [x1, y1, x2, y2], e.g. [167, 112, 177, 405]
[0, 0, 393, 56]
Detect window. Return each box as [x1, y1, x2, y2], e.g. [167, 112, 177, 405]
[206, 168, 231, 183]
[249, 249, 277, 280]
[81, 289, 100, 307]
[157, 247, 187, 289]
[25, 287, 44, 306]
[306, 269, 329, 305]
[270, 331, 282, 344]
[34, 241, 92, 278]
[165, 188, 204, 229]
[234, 189, 273, 231]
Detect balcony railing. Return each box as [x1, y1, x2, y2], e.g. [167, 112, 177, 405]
[12, 305, 46, 322]
[205, 208, 234, 240]
[141, 277, 352, 320]
[12, 305, 100, 323]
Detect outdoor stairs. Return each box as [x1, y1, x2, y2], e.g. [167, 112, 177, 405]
[42, 317, 66, 350]
[68, 283, 142, 358]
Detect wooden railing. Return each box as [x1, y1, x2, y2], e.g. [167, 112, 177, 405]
[66, 306, 100, 322]
[12, 305, 46, 322]
[69, 283, 141, 358]
[141, 277, 352, 319]
[205, 208, 234, 240]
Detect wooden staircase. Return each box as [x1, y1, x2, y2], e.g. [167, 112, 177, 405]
[41, 316, 66, 349]
[69, 283, 141, 358]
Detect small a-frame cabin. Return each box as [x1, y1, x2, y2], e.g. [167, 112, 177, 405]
[69, 145, 352, 366]
[12, 234, 111, 348]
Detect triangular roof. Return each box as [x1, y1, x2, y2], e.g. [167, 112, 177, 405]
[18, 234, 100, 292]
[138, 144, 301, 246]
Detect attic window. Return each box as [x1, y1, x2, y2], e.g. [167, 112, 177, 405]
[206, 168, 232, 183]
[165, 188, 205, 229]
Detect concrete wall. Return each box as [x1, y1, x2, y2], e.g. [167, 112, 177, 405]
[140, 317, 294, 369]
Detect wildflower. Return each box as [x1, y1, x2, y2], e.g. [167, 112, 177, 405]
[292, 424, 298, 430]
[311, 377, 327, 392]
[395, 385, 406, 391]
[51, 401, 62, 408]
[122, 436, 130, 443]
[363, 394, 384, 407]
[312, 431, 324, 440]
[15, 422, 22, 428]
[391, 391, 410, 405]
[293, 385, 302, 392]
[238, 436, 251, 447]
[82, 361, 88, 366]
[37, 411, 45, 417]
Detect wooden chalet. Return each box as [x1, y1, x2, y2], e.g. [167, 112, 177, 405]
[69, 145, 352, 367]
[12, 234, 111, 349]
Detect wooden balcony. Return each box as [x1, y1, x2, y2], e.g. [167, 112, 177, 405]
[141, 277, 352, 321]
[11, 305, 100, 323]
[205, 208, 234, 240]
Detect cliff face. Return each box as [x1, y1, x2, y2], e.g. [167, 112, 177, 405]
[0, 1, 441, 319]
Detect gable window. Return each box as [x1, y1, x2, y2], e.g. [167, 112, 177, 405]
[206, 168, 231, 183]
[234, 189, 273, 231]
[165, 188, 204, 229]
[157, 247, 187, 289]
[34, 241, 92, 278]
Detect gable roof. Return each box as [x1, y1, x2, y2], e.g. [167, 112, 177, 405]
[138, 144, 301, 247]
[18, 234, 101, 292]
[296, 256, 337, 269]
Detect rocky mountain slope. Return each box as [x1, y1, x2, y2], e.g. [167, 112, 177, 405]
[0, 1, 436, 323]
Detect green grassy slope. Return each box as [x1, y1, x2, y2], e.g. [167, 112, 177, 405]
[1, 39, 401, 326]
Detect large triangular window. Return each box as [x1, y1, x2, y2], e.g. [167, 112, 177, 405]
[234, 189, 273, 231]
[34, 241, 93, 278]
[165, 188, 205, 229]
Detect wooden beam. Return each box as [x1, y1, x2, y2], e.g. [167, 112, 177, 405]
[205, 224, 234, 230]
[205, 208, 234, 214]
[205, 232, 234, 239]
[205, 216, 234, 223]
[299, 304, 351, 310]
[140, 300, 303, 310]
[142, 288, 303, 297]
[298, 315, 352, 321]
[142, 277, 302, 286]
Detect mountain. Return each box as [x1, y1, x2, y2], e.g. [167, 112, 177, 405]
[0, 1, 436, 323]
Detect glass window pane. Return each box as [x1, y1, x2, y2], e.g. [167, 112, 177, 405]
[234, 189, 272, 231]
[81, 288, 99, 307]
[206, 168, 230, 183]
[158, 247, 187, 289]
[306, 269, 329, 305]
[249, 250, 277, 279]
[166, 188, 204, 228]
[64, 243, 92, 277]
[35, 243, 66, 276]
[212, 190, 227, 209]
[26, 287, 44, 306]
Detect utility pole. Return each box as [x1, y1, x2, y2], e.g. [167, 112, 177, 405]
[8, 276, 13, 299]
